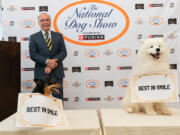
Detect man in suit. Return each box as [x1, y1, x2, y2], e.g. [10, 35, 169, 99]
[29, 12, 67, 100]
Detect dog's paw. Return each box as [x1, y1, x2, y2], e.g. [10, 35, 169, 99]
[162, 109, 172, 115]
[146, 111, 157, 116]
[125, 107, 134, 113]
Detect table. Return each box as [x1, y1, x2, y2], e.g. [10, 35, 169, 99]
[100, 109, 180, 135]
[0, 110, 102, 135]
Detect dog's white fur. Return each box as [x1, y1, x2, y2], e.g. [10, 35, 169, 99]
[122, 38, 172, 115]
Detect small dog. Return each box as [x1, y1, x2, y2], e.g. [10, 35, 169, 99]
[122, 38, 172, 115]
[33, 77, 61, 96]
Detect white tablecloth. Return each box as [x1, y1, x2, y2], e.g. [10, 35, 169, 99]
[100, 109, 180, 135]
[0, 110, 102, 135]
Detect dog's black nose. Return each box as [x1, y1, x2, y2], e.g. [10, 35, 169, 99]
[156, 48, 160, 52]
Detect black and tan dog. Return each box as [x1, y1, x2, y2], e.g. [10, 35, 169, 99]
[33, 77, 61, 96]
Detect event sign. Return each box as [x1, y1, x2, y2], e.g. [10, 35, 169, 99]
[53, 0, 129, 46]
[16, 93, 68, 127]
[131, 72, 179, 103]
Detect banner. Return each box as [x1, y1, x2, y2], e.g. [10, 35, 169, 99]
[16, 93, 68, 127]
[131, 72, 179, 103]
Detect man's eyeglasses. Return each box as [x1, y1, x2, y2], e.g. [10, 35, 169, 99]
[39, 19, 50, 22]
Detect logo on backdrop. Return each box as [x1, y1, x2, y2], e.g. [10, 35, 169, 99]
[168, 18, 177, 24]
[63, 80, 69, 88]
[118, 79, 128, 88]
[72, 67, 81, 72]
[149, 16, 164, 25]
[21, 80, 36, 90]
[21, 19, 35, 28]
[135, 4, 144, 9]
[116, 48, 132, 57]
[21, 50, 30, 59]
[7, 5, 16, 11]
[21, 7, 35, 11]
[54, 0, 129, 46]
[86, 80, 100, 88]
[85, 49, 100, 58]
[72, 81, 82, 87]
[39, 6, 48, 12]
[148, 3, 163, 8]
[86, 97, 101, 101]
[104, 81, 114, 87]
[149, 34, 164, 38]
[21, 37, 30, 41]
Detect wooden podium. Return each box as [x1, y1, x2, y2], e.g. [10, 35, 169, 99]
[0, 41, 20, 121]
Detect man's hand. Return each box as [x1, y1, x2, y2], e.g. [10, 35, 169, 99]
[47, 59, 58, 69]
[44, 66, 52, 74]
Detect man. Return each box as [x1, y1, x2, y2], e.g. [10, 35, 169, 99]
[29, 12, 67, 100]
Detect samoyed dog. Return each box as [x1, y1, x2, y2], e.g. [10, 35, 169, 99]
[122, 38, 172, 115]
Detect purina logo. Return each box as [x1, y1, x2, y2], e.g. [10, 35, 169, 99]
[149, 16, 164, 25]
[72, 81, 82, 87]
[21, 7, 35, 11]
[78, 34, 105, 40]
[149, 35, 163, 38]
[74, 51, 79, 56]
[104, 96, 114, 102]
[74, 97, 80, 102]
[72, 67, 81, 72]
[9, 21, 15, 26]
[54, 1, 129, 46]
[117, 66, 132, 70]
[168, 18, 177, 24]
[135, 19, 144, 24]
[167, 33, 177, 39]
[104, 81, 114, 87]
[21, 80, 36, 89]
[105, 65, 111, 70]
[21, 19, 35, 28]
[7, 5, 16, 11]
[137, 34, 143, 39]
[148, 3, 163, 7]
[39, 6, 48, 12]
[21, 37, 30, 41]
[86, 97, 101, 101]
[86, 80, 100, 88]
[85, 49, 99, 58]
[117, 97, 123, 101]
[85, 67, 100, 71]
[118, 79, 128, 88]
[8, 37, 17, 42]
[169, 3, 175, 8]
[170, 64, 177, 70]
[117, 48, 132, 57]
[21, 68, 34, 71]
[21, 50, 30, 59]
[170, 48, 175, 54]
[104, 50, 113, 56]
[135, 4, 144, 9]
[63, 80, 69, 88]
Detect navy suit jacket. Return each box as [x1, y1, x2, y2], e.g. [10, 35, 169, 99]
[29, 31, 67, 80]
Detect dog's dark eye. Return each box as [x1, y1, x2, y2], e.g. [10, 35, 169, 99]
[158, 45, 161, 47]
[150, 46, 153, 48]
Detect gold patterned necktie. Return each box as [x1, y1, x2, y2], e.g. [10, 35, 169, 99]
[44, 32, 52, 51]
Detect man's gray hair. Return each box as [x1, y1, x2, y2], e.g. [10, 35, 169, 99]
[38, 12, 51, 22]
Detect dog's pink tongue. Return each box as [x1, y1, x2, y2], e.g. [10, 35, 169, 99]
[155, 54, 160, 59]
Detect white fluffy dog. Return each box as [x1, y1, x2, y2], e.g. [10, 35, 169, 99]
[122, 38, 172, 115]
